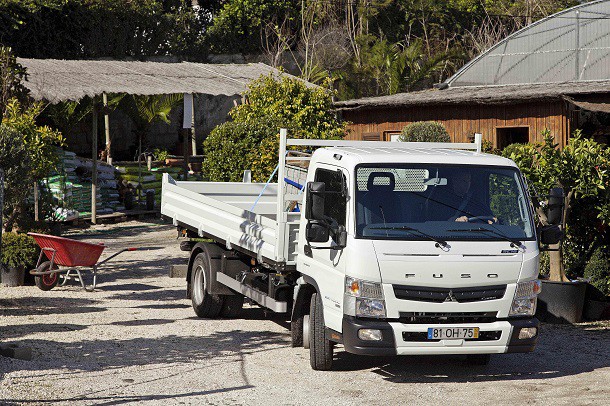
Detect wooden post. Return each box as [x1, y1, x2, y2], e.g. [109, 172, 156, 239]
[103, 92, 111, 164]
[182, 93, 193, 180]
[190, 94, 197, 155]
[183, 129, 189, 181]
[0, 168, 4, 257]
[33, 182, 39, 222]
[91, 101, 98, 224]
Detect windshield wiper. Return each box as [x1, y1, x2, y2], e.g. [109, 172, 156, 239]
[370, 226, 448, 248]
[447, 227, 523, 248]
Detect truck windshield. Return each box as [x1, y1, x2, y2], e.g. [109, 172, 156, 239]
[355, 164, 535, 241]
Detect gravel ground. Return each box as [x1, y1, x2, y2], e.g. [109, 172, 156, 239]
[1, 219, 609, 405]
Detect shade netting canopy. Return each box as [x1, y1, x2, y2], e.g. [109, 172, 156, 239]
[447, 0, 610, 87]
[17, 59, 299, 102]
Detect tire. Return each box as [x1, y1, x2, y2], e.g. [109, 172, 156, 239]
[34, 261, 59, 291]
[466, 354, 491, 365]
[309, 293, 333, 370]
[191, 252, 225, 318]
[220, 293, 244, 318]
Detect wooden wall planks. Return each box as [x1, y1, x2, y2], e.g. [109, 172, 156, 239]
[342, 101, 569, 147]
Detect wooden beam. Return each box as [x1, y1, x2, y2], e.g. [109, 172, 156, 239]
[103, 92, 111, 164]
[91, 101, 98, 224]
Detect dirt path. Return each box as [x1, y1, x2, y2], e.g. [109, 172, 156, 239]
[1, 219, 609, 405]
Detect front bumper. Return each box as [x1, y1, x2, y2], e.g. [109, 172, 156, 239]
[342, 316, 539, 356]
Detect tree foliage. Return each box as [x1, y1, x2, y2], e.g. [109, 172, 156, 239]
[0, 124, 32, 211]
[202, 74, 346, 182]
[0, 0, 213, 60]
[502, 131, 610, 281]
[2, 99, 65, 180]
[0, 46, 28, 119]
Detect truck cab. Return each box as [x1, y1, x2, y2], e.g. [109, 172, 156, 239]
[295, 145, 549, 368]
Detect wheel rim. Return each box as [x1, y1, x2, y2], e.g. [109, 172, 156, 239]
[303, 315, 311, 349]
[42, 272, 57, 287]
[193, 265, 205, 304]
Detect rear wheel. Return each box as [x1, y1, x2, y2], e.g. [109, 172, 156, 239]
[34, 261, 59, 291]
[466, 354, 491, 365]
[309, 293, 333, 370]
[191, 252, 225, 318]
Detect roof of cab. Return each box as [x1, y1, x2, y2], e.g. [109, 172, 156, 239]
[312, 146, 518, 168]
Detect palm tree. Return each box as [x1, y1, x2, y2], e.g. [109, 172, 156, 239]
[114, 93, 184, 199]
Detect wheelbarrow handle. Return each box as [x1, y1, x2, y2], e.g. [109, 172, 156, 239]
[96, 247, 140, 266]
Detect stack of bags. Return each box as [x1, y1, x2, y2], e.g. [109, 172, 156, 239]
[44, 150, 79, 221]
[44, 149, 120, 220]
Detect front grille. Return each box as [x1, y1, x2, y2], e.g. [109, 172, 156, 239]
[393, 284, 507, 303]
[398, 312, 498, 324]
[402, 330, 502, 342]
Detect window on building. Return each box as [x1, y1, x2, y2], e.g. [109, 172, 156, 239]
[496, 127, 529, 150]
[383, 130, 402, 142]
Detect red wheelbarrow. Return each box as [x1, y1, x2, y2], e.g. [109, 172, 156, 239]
[28, 233, 139, 292]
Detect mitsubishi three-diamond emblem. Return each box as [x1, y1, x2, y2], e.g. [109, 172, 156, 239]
[445, 290, 458, 302]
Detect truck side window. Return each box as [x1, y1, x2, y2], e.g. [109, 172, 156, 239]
[314, 169, 346, 227]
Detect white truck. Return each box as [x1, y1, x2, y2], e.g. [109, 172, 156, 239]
[161, 129, 563, 370]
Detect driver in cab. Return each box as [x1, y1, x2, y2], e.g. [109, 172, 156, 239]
[449, 170, 497, 224]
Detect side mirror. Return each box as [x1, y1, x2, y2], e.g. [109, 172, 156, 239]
[306, 221, 329, 243]
[540, 224, 563, 245]
[547, 187, 564, 225]
[305, 182, 326, 221]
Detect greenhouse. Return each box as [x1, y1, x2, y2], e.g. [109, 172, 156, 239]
[447, 0, 610, 87]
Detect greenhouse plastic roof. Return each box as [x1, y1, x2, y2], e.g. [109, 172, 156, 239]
[17, 59, 304, 102]
[447, 0, 610, 87]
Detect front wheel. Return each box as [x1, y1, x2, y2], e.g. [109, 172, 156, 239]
[309, 293, 333, 370]
[34, 261, 59, 291]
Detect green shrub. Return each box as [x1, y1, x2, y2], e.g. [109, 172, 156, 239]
[1, 233, 38, 270]
[584, 247, 610, 296]
[202, 74, 346, 183]
[153, 148, 169, 162]
[202, 119, 278, 182]
[398, 121, 450, 143]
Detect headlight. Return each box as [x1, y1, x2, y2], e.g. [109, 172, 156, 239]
[509, 280, 542, 317]
[344, 277, 386, 318]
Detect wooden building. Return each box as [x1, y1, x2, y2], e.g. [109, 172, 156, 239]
[334, 80, 610, 149]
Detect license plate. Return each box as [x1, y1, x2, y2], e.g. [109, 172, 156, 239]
[427, 327, 479, 340]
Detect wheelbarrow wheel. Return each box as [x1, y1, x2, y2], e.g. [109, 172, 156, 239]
[34, 261, 59, 291]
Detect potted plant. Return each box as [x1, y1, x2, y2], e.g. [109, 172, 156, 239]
[1, 233, 38, 287]
[503, 132, 610, 323]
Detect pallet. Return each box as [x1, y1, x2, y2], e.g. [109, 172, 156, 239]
[95, 209, 160, 223]
[62, 209, 160, 226]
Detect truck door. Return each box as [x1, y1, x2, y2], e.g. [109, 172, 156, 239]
[299, 164, 349, 332]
